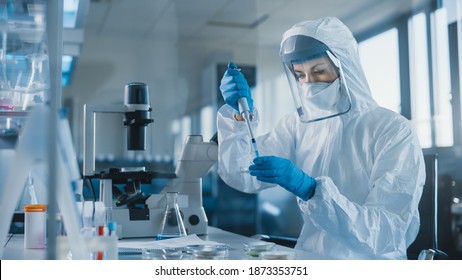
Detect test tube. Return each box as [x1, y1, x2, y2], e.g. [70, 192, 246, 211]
[240, 167, 250, 173]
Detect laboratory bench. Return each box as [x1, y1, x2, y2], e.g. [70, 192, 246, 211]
[2, 226, 328, 260]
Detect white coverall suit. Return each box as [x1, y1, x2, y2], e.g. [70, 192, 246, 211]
[216, 17, 425, 259]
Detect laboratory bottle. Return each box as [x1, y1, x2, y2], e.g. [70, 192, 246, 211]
[24, 204, 47, 249]
[156, 192, 187, 240]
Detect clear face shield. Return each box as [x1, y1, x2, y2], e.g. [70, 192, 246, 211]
[280, 36, 351, 123]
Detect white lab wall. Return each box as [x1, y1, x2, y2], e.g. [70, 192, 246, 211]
[253, 46, 294, 135]
[178, 43, 258, 112]
[64, 36, 179, 159]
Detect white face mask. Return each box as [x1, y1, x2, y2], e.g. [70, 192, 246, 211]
[299, 78, 341, 111]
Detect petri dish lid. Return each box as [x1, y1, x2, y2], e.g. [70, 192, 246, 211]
[243, 241, 275, 257]
[186, 244, 229, 259]
[244, 241, 275, 251]
[142, 247, 184, 260]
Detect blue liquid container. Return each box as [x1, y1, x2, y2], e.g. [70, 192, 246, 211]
[156, 192, 187, 240]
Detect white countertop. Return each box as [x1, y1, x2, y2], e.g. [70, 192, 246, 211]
[2, 227, 329, 260]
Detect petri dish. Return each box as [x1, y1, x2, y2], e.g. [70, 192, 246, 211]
[259, 250, 294, 260]
[142, 248, 184, 260]
[185, 244, 229, 260]
[243, 241, 275, 257]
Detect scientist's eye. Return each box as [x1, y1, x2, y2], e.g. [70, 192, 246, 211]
[295, 72, 306, 81]
[312, 69, 326, 76]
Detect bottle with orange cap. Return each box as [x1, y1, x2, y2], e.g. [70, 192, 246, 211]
[24, 204, 47, 249]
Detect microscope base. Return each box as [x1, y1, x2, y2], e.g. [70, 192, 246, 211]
[112, 207, 208, 239]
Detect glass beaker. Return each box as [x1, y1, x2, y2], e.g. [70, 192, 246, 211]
[156, 192, 187, 240]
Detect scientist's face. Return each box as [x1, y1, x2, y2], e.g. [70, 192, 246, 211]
[293, 57, 339, 85]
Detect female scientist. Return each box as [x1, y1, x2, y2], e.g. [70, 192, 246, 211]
[217, 17, 425, 259]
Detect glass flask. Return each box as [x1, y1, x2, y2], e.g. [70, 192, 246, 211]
[16, 172, 38, 212]
[156, 192, 187, 240]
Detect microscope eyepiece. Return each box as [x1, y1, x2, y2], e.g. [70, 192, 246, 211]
[123, 82, 153, 150]
[124, 82, 150, 105]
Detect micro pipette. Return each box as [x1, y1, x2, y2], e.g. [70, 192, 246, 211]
[237, 97, 259, 157]
[229, 64, 260, 158]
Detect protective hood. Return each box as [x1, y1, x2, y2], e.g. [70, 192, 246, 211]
[280, 17, 378, 117]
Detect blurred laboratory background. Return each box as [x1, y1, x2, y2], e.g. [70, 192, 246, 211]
[1, 0, 462, 259]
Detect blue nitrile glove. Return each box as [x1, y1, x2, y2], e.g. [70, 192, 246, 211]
[249, 156, 316, 201]
[219, 62, 254, 113]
